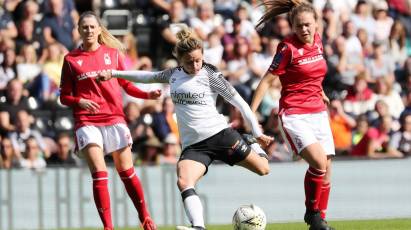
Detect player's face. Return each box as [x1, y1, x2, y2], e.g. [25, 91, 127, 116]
[79, 16, 101, 46]
[180, 49, 203, 75]
[292, 11, 317, 44]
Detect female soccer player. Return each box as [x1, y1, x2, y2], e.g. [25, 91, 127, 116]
[251, 1, 335, 230]
[59, 11, 159, 230]
[98, 28, 273, 230]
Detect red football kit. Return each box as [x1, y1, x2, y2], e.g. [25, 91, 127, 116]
[269, 33, 327, 115]
[60, 45, 149, 129]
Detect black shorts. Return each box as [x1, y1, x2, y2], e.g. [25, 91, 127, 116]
[179, 128, 251, 173]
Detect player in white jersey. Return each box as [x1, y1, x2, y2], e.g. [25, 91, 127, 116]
[98, 28, 273, 230]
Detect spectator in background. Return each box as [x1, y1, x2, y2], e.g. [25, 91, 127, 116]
[374, 77, 404, 120]
[373, 1, 393, 42]
[15, 18, 44, 56]
[368, 99, 400, 131]
[138, 136, 162, 166]
[19, 136, 47, 170]
[0, 48, 16, 93]
[351, 0, 375, 42]
[41, 0, 77, 50]
[342, 20, 363, 60]
[351, 115, 403, 159]
[203, 30, 224, 68]
[8, 109, 50, 159]
[352, 114, 370, 146]
[1, 137, 19, 169]
[356, 28, 373, 58]
[390, 113, 411, 157]
[189, 0, 224, 41]
[159, 133, 179, 164]
[329, 98, 356, 155]
[0, 79, 30, 134]
[388, 20, 408, 70]
[321, 1, 339, 43]
[343, 73, 377, 118]
[0, 3, 18, 39]
[156, 0, 190, 62]
[46, 132, 80, 166]
[365, 40, 396, 84]
[152, 97, 179, 142]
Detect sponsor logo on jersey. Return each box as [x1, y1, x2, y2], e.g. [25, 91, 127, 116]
[104, 53, 111, 65]
[171, 91, 207, 105]
[297, 54, 323, 65]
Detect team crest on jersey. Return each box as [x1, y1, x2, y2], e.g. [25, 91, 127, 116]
[298, 48, 304, 56]
[315, 43, 323, 54]
[77, 59, 83, 66]
[104, 53, 111, 65]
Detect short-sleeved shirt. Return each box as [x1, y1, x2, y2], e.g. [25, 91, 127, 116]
[269, 33, 327, 115]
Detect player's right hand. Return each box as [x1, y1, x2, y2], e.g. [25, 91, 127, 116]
[257, 134, 274, 148]
[78, 98, 100, 113]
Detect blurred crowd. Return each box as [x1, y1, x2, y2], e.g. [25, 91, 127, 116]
[1, 0, 411, 170]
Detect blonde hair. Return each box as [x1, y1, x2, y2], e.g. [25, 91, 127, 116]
[78, 11, 125, 52]
[173, 27, 203, 60]
[257, 0, 317, 28]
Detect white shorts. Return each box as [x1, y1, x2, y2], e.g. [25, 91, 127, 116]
[278, 111, 335, 156]
[75, 123, 132, 155]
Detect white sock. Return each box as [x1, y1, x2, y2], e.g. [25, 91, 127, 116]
[250, 143, 268, 158]
[181, 188, 205, 228]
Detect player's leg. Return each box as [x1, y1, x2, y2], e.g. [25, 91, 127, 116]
[319, 156, 332, 219]
[77, 126, 113, 230]
[84, 146, 113, 230]
[236, 134, 270, 176]
[109, 124, 156, 230]
[177, 159, 207, 230]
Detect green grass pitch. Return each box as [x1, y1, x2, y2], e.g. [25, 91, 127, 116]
[68, 218, 411, 230]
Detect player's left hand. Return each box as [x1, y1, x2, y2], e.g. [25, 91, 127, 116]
[148, 89, 162, 99]
[323, 95, 330, 105]
[257, 134, 274, 148]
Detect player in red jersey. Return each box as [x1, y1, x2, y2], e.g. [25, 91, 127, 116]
[251, 1, 335, 230]
[59, 11, 160, 230]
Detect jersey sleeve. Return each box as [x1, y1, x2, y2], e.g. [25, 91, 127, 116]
[118, 78, 149, 99]
[209, 72, 237, 101]
[112, 68, 173, 83]
[59, 59, 80, 106]
[268, 42, 292, 76]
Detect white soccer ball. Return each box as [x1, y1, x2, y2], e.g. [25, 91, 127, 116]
[232, 204, 267, 230]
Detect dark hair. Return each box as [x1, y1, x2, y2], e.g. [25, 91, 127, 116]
[257, 0, 317, 28]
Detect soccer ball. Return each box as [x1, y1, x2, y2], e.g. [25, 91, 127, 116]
[232, 204, 267, 230]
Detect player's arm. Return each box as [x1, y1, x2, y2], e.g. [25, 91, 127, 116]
[110, 69, 172, 83]
[59, 60, 81, 107]
[118, 79, 161, 99]
[251, 71, 278, 112]
[251, 42, 290, 112]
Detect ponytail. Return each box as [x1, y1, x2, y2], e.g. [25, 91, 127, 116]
[257, 0, 317, 28]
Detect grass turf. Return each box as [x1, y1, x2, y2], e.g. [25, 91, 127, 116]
[69, 218, 411, 230]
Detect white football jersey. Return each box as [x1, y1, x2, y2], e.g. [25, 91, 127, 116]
[150, 63, 237, 149]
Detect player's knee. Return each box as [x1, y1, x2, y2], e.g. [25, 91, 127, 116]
[256, 162, 270, 176]
[177, 176, 190, 191]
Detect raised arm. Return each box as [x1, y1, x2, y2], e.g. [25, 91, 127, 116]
[110, 69, 172, 83]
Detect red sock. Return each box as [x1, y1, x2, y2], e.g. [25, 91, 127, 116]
[319, 182, 331, 219]
[119, 167, 150, 222]
[304, 167, 325, 211]
[92, 171, 113, 229]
